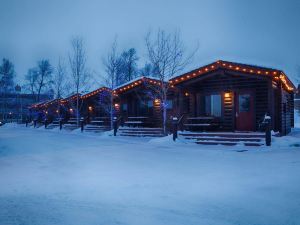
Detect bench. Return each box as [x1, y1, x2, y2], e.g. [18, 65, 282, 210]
[184, 117, 220, 131]
[124, 117, 148, 127]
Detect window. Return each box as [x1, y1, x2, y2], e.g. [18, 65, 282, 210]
[166, 100, 173, 109]
[122, 103, 127, 111]
[147, 100, 153, 108]
[239, 94, 250, 112]
[205, 94, 221, 117]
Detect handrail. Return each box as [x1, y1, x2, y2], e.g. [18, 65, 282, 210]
[178, 113, 187, 124]
[177, 113, 187, 131]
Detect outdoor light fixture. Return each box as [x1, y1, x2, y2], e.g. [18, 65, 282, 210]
[185, 92, 189, 96]
[56, 110, 59, 113]
[88, 106, 93, 111]
[69, 108, 73, 112]
[114, 103, 119, 107]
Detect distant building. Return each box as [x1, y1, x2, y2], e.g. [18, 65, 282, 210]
[0, 92, 53, 122]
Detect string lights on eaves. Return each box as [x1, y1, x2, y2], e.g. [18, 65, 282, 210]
[169, 60, 295, 92]
[81, 87, 110, 99]
[114, 77, 163, 94]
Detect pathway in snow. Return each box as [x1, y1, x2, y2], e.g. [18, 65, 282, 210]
[0, 125, 299, 225]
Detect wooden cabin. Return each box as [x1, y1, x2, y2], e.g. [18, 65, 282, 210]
[28, 100, 50, 122]
[170, 60, 296, 135]
[41, 98, 62, 122]
[60, 94, 81, 121]
[113, 77, 166, 127]
[81, 87, 111, 128]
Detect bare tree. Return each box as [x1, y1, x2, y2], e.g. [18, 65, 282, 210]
[68, 37, 90, 125]
[36, 59, 53, 102]
[24, 68, 38, 97]
[102, 39, 120, 128]
[145, 29, 197, 133]
[119, 48, 139, 83]
[53, 57, 69, 98]
[0, 58, 15, 120]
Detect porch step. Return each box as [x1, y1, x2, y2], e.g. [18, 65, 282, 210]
[195, 141, 263, 146]
[63, 118, 80, 130]
[46, 124, 60, 129]
[63, 124, 80, 130]
[45, 119, 61, 129]
[84, 124, 111, 133]
[118, 127, 164, 137]
[179, 132, 265, 138]
[179, 132, 265, 146]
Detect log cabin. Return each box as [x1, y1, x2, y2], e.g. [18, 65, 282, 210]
[60, 94, 81, 121]
[81, 87, 112, 130]
[28, 60, 296, 137]
[29, 100, 50, 122]
[170, 60, 296, 135]
[113, 76, 172, 128]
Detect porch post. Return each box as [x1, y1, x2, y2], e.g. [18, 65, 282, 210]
[265, 115, 271, 146]
[267, 79, 275, 131]
[113, 117, 118, 136]
[172, 117, 178, 141]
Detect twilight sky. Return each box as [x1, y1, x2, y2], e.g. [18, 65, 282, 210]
[0, 0, 300, 87]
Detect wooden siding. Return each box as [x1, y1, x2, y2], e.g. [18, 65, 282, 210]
[176, 72, 270, 131]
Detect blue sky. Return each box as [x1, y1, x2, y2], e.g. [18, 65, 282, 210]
[0, 0, 299, 86]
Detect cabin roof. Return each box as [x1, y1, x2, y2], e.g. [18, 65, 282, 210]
[29, 98, 62, 109]
[29, 100, 51, 109]
[113, 76, 162, 94]
[60, 93, 81, 103]
[81, 87, 111, 99]
[170, 60, 296, 92]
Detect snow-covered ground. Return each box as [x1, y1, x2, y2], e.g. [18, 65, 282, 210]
[0, 124, 300, 225]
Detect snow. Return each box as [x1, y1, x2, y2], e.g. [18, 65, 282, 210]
[0, 124, 300, 225]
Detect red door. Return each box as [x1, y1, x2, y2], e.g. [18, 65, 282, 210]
[235, 91, 254, 131]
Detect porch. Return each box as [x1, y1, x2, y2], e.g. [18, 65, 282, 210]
[174, 70, 272, 133]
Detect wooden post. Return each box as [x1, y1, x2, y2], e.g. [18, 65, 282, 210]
[113, 117, 117, 136]
[44, 119, 48, 129]
[172, 117, 178, 141]
[59, 119, 62, 130]
[34, 119, 37, 128]
[265, 115, 271, 146]
[80, 117, 84, 132]
[26, 119, 28, 127]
